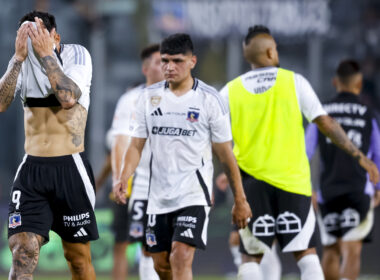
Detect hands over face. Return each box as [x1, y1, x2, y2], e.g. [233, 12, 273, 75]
[27, 17, 55, 58]
[14, 24, 29, 62]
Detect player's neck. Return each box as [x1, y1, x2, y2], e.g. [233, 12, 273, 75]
[168, 76, 194, 96]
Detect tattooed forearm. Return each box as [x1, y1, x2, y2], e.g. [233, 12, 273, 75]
[315, 115, 363, 160]
[40, 55, 81, 109]
[0, 57, 22, 111]
[8, 232, 43, 279]
[66, 104, 87, 147]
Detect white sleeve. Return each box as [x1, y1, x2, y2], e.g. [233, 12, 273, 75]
[295, 73, 327, 122]
[219, 85, 230, 113]
[110, 93, 133, 136]
[130, 92, 148, 139]
[208, 93, 232, 143]
[64, 45, 92, 111]
[6, 58, 22, 97]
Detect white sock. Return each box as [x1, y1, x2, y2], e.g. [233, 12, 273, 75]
[297, 254, 324, 280]
[230, 245, 242, 268]
[139, 254, 159, 280]
[260, 245, 281, 280]
[238, 262, 263, 280]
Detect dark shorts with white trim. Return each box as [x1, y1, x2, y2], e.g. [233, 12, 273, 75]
[239, 170, 317, 255]
[126, 199, 148, 245]
[145, 205, 210, 253]
[8, 153, 99, 244]
[111, 200, 129, 242]
[317, 192, 373, 246]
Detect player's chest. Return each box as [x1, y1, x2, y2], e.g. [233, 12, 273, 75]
[146, 95, 207, 128]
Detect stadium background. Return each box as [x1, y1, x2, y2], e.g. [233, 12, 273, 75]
[0, 0, 380, 279]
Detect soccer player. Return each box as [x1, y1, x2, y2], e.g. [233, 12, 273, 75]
[113, 33, 252, 280]
[1, 11, 97, 279]
[220, 25, 379, 280]
[216, 172, 282, 280]
[306, 59, 380, 280]
[108, 44, 164, 280]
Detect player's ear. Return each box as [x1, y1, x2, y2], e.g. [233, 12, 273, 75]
[53, 31, 60, 44]
[190, 55, 197, 69]
[332, 77, 338, 89]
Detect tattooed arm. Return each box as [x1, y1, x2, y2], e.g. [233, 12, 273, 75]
[40, 56, 81, 109]
[212, 141, 252, 229]
[27, 17, 81, 109]
[314, 114, 380, 184]
[0, 24, 29, 112]
[0, 58, 22, 112]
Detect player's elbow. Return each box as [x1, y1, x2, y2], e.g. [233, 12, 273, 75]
[61, 99, 77, 110]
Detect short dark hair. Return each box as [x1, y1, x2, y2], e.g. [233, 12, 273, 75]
[160, 33, 194, 55]
[140, 44, 160, 61]
[244, 25, 271, 45]
[19, 11, 57, 32]
[336, 59, 361, 85]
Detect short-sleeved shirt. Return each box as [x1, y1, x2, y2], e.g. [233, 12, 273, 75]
[10, 43, 92, 111]
[220, 67, 326, 122]
[131, 78, 232, 214]
[110, 85, 151, 200]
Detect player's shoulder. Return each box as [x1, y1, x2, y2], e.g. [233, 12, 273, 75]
[61, 44, 91, 66]
[196, 79, 228, 113]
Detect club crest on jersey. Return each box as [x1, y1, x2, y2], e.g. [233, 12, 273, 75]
[150, 96, 161, 107]
[9, 212, 21, 229]
[187, 111, 199, 122]
[146, 231, 157, 247]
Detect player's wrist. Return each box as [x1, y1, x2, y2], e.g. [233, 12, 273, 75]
[13, 55, 25, 63]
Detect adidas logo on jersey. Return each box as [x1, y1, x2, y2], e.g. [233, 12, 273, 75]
[151, 107, 163, 116]
[180, 228, 194, 239]
[74, 227, 88, 237]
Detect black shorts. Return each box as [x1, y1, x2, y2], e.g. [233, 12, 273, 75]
[318, 192, 373, 245]
[127, 199, 148, 244]
[111, 200, 129, 243]
[8, 153, 99, 244]
[239, 170, 317, 255]
[145, 205, 210, 253]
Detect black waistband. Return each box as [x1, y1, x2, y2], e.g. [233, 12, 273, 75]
[24, 95, 61, 107]
[25, 152, 86, 164]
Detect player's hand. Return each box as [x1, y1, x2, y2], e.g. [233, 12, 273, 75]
[27, 17, 55, 58]
[232, 198, 252, 229]
[14, 24, 29, 62]
[112, 179, 128, 204]
[374, 190, 380, 208]
[358, 155, 380, 185]
[216, 173, 229, 192]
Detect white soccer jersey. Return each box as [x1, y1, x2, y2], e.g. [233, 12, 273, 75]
[110, 85, 151, 201]
[131, 79, 232, 214]
[220, 67, 327, 122]
[10, 43, 92, 111]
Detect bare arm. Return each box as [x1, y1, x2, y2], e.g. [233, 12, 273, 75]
[28, 17, 81, 109]
[314, 114, 379, 184]
[0, 24, 29, 112]
[112, 137, 146, 204]
[212, 141, 252, 229]
[95, 153, 112, 191]
[111, 135, 130, 184]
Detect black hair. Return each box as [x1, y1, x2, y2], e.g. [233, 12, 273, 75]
[160, 33, 194, 55]
[19, 10, 57, 32]
[336, 59, 361, 85]
[140, 44, 160, 61]
[244, 25, 271, 45]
